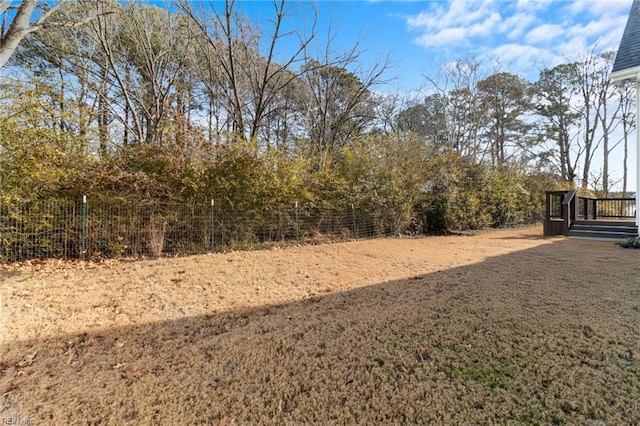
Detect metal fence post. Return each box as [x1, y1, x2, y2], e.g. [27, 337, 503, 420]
[81, 194, 87, 261]
[210, 199, 215, 252]
[295, 201, 299, 242]
[351, 203, 357, 238]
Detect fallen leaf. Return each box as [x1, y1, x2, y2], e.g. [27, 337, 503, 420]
[17, 351, 37, 367]
[219, 416, 236, 426]
[0, 384, 19, 397]
[65, 348, 76, 365]
[202, 377, 220, 387]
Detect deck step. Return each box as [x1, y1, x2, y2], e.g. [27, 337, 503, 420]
[571, 225, 638, 233]
[568, 221, 638, 240]
[574, 220, 636, 226]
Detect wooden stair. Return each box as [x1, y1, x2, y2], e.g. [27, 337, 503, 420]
[568, 220, 638, 240]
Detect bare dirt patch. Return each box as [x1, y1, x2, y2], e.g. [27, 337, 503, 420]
[1, 226, 639, 424]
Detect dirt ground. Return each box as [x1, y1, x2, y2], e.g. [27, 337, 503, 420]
[1, 225, 639, 425]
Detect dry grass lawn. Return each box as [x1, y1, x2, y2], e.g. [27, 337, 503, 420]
[1, 225, 639, 425]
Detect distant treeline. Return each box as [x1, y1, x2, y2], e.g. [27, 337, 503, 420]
[1, 1, 629, 233]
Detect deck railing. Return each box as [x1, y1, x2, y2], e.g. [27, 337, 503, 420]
[593, 197, 635, 219]
[544, 190, 636, 236]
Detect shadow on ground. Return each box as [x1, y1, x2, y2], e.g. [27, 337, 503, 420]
[2, 238, 640, 425]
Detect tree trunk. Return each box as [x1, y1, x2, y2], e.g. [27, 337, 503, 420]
[0, 0, 37, 68]
[98, 58, 109, 155]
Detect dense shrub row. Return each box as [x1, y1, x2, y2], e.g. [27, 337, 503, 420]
[1, 126, 548, 246]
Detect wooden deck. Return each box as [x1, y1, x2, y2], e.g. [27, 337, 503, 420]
[544, 191, 638, 240]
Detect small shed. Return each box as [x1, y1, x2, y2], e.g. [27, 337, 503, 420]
[611, 0, 640, 234]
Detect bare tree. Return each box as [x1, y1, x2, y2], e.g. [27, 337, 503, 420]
[80, 2, 199, 147]
[373, 90, 415, 137]
[190, 32, 227, 144]
[572, 50, 615, 190]
[0, 0, 111, 68]
[10, 0, 117, 153]
[596, 53, 622, 195]
[301, 21, 392, 162]
[180, 0, 316, 145]
[424, 58, 486, 160]
[88, 2, 144, 145]
[118, 4, 194, 145]
[615, 79, 636, 196]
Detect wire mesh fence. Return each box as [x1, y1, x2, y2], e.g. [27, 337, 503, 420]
[0, 197, 403, 263]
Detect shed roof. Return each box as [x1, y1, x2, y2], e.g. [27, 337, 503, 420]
[612, 0, 640, 79]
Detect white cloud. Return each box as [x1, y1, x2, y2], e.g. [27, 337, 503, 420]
[468, 12, 502, 37]
[501, 13, 537, 40]
[405, 0, 632, 79]
[445, 0, 494, 27]
[408, 1, 503, 48]
[568, 16, 621, 39]
[567, 0, 587, 15]
[407, 1, 481, 31]
[565, 15, 627, 51]
[515, 0, 553, 13]
[415, 27, 468, 48]
[490, 44, 563, 78]
[567, 0, 632, 18]
[525, 24, 564, 44]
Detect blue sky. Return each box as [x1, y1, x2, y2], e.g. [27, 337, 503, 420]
[233, 0, 633, 92]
